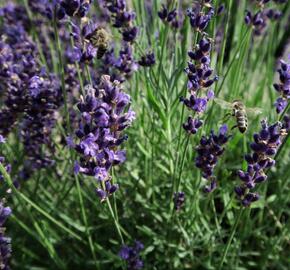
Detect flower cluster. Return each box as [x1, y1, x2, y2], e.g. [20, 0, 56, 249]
[0, 200, 12, 270]
[173, 191, 185, 211]
[28, 0, 54, 19]
[273, 59, 289, 113]
[71, 76, 135, 201]
[158, 5, 182, 29]
[181, 37, 218, 134]
[0, 136, 12, 183]
[138, 53, 155, 67]
[102, 0, 138, 81]
[20, 74, 62, 173]
[119, 241, 144, 270]
[195, 125, 230, 193]
[59, 0, 92, 18]
[0, 7, 62, 182]
[106, 0, 138, 42]
[69, 21, 103, 63]
[245, 0, 285, 36]
[236, 119, 288, 206]
[186, 1, 215, 33]
[282, 114, 290, 132]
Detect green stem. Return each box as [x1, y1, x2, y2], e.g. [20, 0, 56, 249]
[218, 208, 244, 270]
[53, 10, 71, 135]
[0, 163, 83, 242]
[106, 197, 124, 244]
[75, 175, 99, 269]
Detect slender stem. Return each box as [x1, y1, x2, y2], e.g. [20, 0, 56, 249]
[175, 135, 190, 193]
[106, 197, 124, 244]
[0, 163, 83, 242]
[85, 64, 93, 85]
[218, 208, 244, 270]
[75, 175, 99, 269]
[53, 10, 71, 134]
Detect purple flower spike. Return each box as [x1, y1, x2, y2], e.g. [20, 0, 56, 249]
[195, 125, 230, 192]
[236, 119, 288, 206]
[182, 33, 218, 135]
[71, 76, 135, 201]
[119, 241, 144, 269]
[158, 5, 183, 29]
[273, 59, 290, 114]
[0, 200, 12, 269]
[173, 191, 185, 211]
[138, 52, 155, 67]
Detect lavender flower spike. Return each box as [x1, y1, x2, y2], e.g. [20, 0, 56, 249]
[195, 125, 230, 193]
[0, 200, 12, 270]
[236, 119, 288, 206]
[173, 191, 185, 211]
[119, 241, 144, 270]
[71, 76, 135, 201]
[273, 59, 290, 114]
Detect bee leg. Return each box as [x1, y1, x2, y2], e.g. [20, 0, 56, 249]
[222, 113, 232, 123]
[231, 124, 238, 130]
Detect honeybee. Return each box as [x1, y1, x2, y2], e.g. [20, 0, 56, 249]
[88, 27, 111, 59]
[214, 99, 263, 133]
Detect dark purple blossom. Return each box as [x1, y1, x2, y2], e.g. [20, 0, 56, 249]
[0, 200, 12, 270]
[181, 36, 218, 134]
[245, 0, 285, 36]
[173, 191, 185, 211]
[105, 0, 137, 43]
[60, 0, 92, 18]
[195, 125, 230, 192]
[186, 2, 214, 32]
[217, 4, 225, 16]
[0, 10, 62, 183]
[0, 136, 12, 183]
[158, 5, 183, 29]
[273, 59, 289, 114]
[183, 116, 203, 135]
[236, 120, 287, 206]
[119, 241, 144, 270]
[71, 76, 135, 201]
[282, 114, 290, 132]
[138, 53, 155, 67]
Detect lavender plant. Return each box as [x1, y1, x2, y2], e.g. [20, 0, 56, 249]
[0, 0, 289, 269]
[71, 76, 135, 200]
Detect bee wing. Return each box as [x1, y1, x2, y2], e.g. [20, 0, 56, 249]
[246, 107, 264, 116]
[214, 98, 233, 110]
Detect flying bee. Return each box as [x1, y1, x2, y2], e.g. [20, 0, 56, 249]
[214, 99, 263, 133]
[87, 27, 111, 59]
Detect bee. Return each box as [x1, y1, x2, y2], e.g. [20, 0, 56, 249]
[214, 99, 263, 133]
[88, 27, 111, 59]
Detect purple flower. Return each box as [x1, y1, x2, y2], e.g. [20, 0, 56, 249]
[173, 191, 185, 211]
[119, 241, 144, 270]
[245, 1, 285, 36]
[187, 3, 214, 32]
[71, 76, 135, 201]
[0, 200, 12, 270]
[0, 14, 62, 182]
[60, 0, 92, 18]
[0, 135, 5, 144]
[158, 5, 183, 29]
[273, 59, 289, 114]
[236, 120, 287, 206]
[0, 141, 12, 182]
[282, 114, 290, 132]
[138, 53, 155, 67]
[105, 0, 138, 43]
[181, 36, 218, 134]
[183, 116, 203, 134]
[195, 125, 230, 192]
